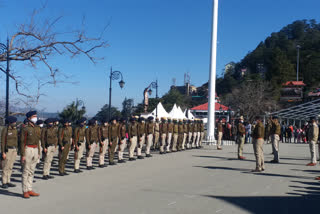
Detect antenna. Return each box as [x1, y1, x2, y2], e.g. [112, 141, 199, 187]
[172, 78, 176, 86]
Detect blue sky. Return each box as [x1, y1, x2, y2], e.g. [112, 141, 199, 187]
[0, 0, 320, 116]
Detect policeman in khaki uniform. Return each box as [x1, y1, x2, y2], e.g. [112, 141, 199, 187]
[187, 119, 193, 149]
[108, 118, 120, 165]
[128, 117, 138, 161]
[217, 119, 223, 150]
[145, 117, 154, 157]
[118, 118, 127, 163]
[166, 118, 173, 152]
[137, 117, 146, 159]
[21, 111, 40, 198]
[1, 116, 18, 189]
[86, 119, 100, 169]
[196, 119, 201, 148]
[100, 119, 109, 165]
[177, 119, 184, 151]
[58, 119, 73, 175]
[182, 119, 188, 150]
[307, 117, 319, 166]
[252, 116, 265, 172]
[270, 116, 281, 163]
[192, 120, 197, 148]
[199, 120, 205, 148]
[73, 117, 87, 172]
[41, 118, 58, 179]
[172, 119, 179, 152]
[152, 118, 160, 150]
[160, 117, 168, 154]
[237, 116, 246, 160]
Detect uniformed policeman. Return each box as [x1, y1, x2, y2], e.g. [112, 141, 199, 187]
[128, 117, 138, 161]
[195, 119, 201, 148]
[182, 119, 188, 150]
[108, 117, 119, 165]
[58, 119, 72, 175]
[86, 119, 100, 169]
[217, 119, 223, 150]
[41, 118, 58, 179]
[252, 116, 265, 172]
[172, 119, 179, 152]
[270, 116, 281, 163]
[73, 117, 87, 172]
[100, 119, 109, 165]
[192, 120, 197, 148]
[199, 120, 205, 148]
[137, 117, 146, 159]
[152, 118, 160, 150]
[237, 116, 246, 160]
[177, 119, 184, 151]
[160, 117, 168, 154]
[118, 118, 127, 163]
[1, 116, 18, 189]
[145, 116, 154, 157]
[21, 111, 40, 198]
[166, 118, 173, 152]
[35, 120, 44, 168]
[187, 119, 193, 149]
[307, 117, 319, 166]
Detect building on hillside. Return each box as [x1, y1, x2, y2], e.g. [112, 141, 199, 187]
[225, 62, 236, 75]
[280, 81, 306, 102]
[171, 83, 197, 96]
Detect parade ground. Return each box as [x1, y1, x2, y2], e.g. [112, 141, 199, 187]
[0, 143, 319, 214]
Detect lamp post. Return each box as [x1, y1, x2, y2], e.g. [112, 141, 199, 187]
[296, 45, 301, 81]
[108, 67, 125, 120]
[145, 80, 158, 117]
[0, 38, 10, 118]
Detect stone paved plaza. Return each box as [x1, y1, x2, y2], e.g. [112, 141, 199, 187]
[0, 143, 319, 214]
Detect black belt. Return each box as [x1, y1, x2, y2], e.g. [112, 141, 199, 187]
[7, 146, 17, 149]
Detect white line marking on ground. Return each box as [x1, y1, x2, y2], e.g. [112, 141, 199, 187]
[168, 201, 176, 206]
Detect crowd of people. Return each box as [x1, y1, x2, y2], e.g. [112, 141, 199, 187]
[0, 111, 205, 199]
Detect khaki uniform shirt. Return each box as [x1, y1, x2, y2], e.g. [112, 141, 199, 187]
[128, 123, 138, 138]
[1, 126, 18, 153]
[20, 124, 40, 156]
[41, 126, 58, 148]
[58, 126, 73, 147]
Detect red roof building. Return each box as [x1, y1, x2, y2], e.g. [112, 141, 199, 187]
[282, 81, 306, 87]
[281, 81, 306, 102]
[191, 102, 229, 111]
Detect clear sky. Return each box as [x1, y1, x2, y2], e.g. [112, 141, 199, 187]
[0, 0, 320, 116]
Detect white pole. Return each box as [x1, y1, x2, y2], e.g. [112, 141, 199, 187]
[207, 0, 218, 143]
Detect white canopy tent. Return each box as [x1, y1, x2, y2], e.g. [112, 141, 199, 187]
[169, 104, 186, 119]
[184, 109, 195, 120]
[145, 102, 170, 119]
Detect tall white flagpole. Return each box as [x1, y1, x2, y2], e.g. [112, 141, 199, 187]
[207, 0, 219, 143]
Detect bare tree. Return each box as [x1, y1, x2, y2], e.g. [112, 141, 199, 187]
[223, 81, 279, 121]
[0, 5, 109, 106]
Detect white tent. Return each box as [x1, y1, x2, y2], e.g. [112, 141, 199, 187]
[169, 104, 186, 119]
[146, 102, 170, 119]
[184, 109, 195, 120]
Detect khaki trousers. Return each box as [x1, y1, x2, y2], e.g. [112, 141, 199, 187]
[196, 132, 201, 147]
[253, 139, 265, 170]
[217, 132, 223, 149]
[200, 132, 204, 147]
[86, 142, 97, 167]
[160, 134, 167, 153]
[192, 132, 197, 147]
[118, 138, 127, 160]
[146, 134, 153, 155]
[59, 143, 70, 173]
[166, 133, 172, 151]
[129, 136, 137, 158]
[137, 134, 145, 156]
[271, 134, 280, 161]
[309, 140, 318, 163]
[99, 139, 109, 165]
[2, 148, 17, 184]
[37, 141, 42, 164]
[22, 147, 39, 192]
[237, 135, 245, 157]
[74, 142, 86, 170]
[43, 146, 56, 176]
[153, 132, 160, 149]
[109, 137, 118, 162]
[187, 132, 193, 148]
[172, 133, 178, 151]
[182, 133, 187, 149]
[178, 134, 183, 150]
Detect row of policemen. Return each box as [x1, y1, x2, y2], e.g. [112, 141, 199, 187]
[0, 111, 205, 199]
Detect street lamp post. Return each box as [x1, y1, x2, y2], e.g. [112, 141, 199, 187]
[0, 38, 10, 118]
[108, 67, 125, 120]
[146, 80, 158, 117]
[296, 45, 301, 81]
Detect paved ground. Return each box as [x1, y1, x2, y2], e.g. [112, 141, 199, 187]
[0, 143, 319, 214]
